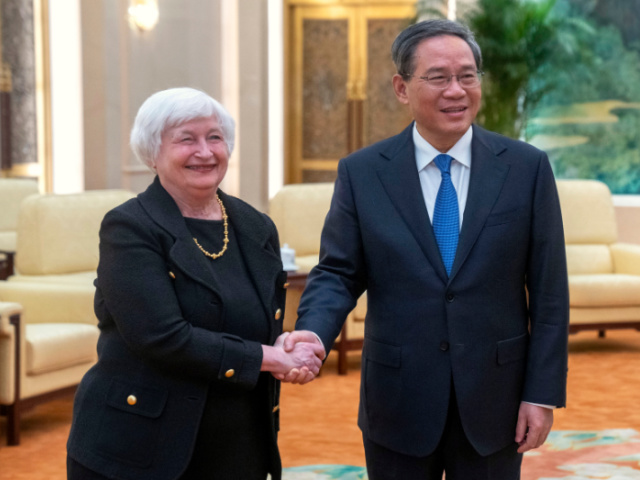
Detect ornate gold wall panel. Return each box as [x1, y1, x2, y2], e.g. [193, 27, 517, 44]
[302, 18, 349, 160]
[286, 0, 416, 184]
[0, 0, 50, 191]
[366, 17, 414, 145]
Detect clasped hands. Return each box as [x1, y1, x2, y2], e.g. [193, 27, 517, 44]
[261, 330, 325, 384]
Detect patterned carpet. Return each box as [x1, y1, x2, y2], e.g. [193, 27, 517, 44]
[523, 429, 640, 480]
[1, 331, 639, 479]
[281, 429, 640, 480]
[283, 465, 367, 479]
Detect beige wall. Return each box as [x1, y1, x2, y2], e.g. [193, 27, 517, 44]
[616, 205, 640, 244]
[81, 0, 271, 211]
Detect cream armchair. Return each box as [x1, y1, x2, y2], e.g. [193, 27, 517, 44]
[0, 178, 39, 279]
[556, 180, 640, 335]
[0, 189, 134, 445]
[270, 183, 366, 374]
[7, 189, 135, 284]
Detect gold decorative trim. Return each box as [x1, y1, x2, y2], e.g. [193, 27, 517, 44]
[300, 159, 340, 170]
[0, 5, 8, 93]
[4, 162, 42, 178]
[33, 0, 52, 192]
[0, 63, 11, 93]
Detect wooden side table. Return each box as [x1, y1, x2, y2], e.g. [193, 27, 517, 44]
[283, 271, 308, 332]
[285, 271, 309, 290]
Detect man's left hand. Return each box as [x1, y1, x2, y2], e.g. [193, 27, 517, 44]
[515, 402, 554, 453]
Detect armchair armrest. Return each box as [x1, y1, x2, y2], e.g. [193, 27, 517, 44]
[0, 302, 22, 410]
[0, 282, 96, 325]
[611, 243, 640, 275]
[0, 301, 22, 337]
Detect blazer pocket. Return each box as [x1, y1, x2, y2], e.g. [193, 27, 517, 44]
[105, 378, 168, 418]
[96, 379, 169, 467]
[362, 338, 402, 425]
[484, 208, 526, 228]
[496, 333, 529, 365]
[364, 338, 401, 368]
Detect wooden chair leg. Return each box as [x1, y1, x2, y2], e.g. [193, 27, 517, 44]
[6, 402, 20, 446]
[337, 324, 349, 375]
[337, 348, 348, 375]
[8, 313, 21, 445]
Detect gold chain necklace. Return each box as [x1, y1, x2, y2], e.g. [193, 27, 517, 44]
[193, 195, 229, 260]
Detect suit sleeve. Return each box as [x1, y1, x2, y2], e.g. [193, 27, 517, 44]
[523, 154, 570, 407]
[295, 159, 368, 351]
[95, 207, 263, 388]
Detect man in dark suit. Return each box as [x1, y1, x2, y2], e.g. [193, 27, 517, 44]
[280, 19, 569, 479]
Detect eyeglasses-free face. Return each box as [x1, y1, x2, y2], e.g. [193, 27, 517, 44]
[392, 34, 482, 152]
[154, 116, 230, 205]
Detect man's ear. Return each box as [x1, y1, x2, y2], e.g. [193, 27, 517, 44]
[392, 74, 410, 105]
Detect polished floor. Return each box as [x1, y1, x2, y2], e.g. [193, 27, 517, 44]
[1, 329, 639, 479]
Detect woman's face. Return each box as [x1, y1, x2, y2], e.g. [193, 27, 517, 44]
[154, 116, 229, 202]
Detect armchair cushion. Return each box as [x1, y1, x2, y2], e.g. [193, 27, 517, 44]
[0, 282, 96, 325]
[15, 190, 135, 276]
[8, 271, 97, 285]
[558, 180, 617, 245]
[26, 323, 99, 375]
[569, 274, 640, 307]
[611, 243, 640, 274]
[565, 245, 613, 275]
[0, 233, 16, 253]
[269, 183, 333, 258]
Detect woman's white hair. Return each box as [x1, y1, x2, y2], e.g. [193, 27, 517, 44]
[130, 87, 236, 170]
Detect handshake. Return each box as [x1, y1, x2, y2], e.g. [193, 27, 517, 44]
[261, 330, 326, 385]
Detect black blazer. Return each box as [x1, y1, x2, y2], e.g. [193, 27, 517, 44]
[67, 178, 287, 480]
[297, 123, 569, 457]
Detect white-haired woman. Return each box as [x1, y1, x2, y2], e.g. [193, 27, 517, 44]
[66, 88, 324, 480]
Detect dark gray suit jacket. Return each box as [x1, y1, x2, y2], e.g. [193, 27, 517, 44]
[297, 123, 569, 457]
[67, 178, 286, 480]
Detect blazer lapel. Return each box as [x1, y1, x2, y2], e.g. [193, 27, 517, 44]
[448, 126, 510, 281]
[220, 192, 283, 322]
[137, 180, 282, 336]
[376, 124, 449, 284]
[137, 177, 220, 293]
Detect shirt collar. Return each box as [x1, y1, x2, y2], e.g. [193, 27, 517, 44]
[413, 123, 473, 171]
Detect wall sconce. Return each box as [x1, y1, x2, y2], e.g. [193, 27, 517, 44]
[128, 0, 159, 32]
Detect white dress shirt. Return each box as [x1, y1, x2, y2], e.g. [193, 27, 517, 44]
[413, 123, 472, 228]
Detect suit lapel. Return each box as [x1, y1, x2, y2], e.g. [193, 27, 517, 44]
[448, 126, 510, 281]
[376, 124, 449, 284]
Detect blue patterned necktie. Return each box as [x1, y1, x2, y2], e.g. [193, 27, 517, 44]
[432, 154, 459, 276]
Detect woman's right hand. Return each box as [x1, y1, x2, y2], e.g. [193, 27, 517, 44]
[261, 337, 325, 383]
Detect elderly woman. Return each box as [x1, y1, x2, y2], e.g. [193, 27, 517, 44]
[66, 87, 324, 480]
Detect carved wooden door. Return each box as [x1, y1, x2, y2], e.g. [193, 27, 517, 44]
[286, 0, 416, 183]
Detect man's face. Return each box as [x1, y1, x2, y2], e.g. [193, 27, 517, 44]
[392, 35, 481, 152]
